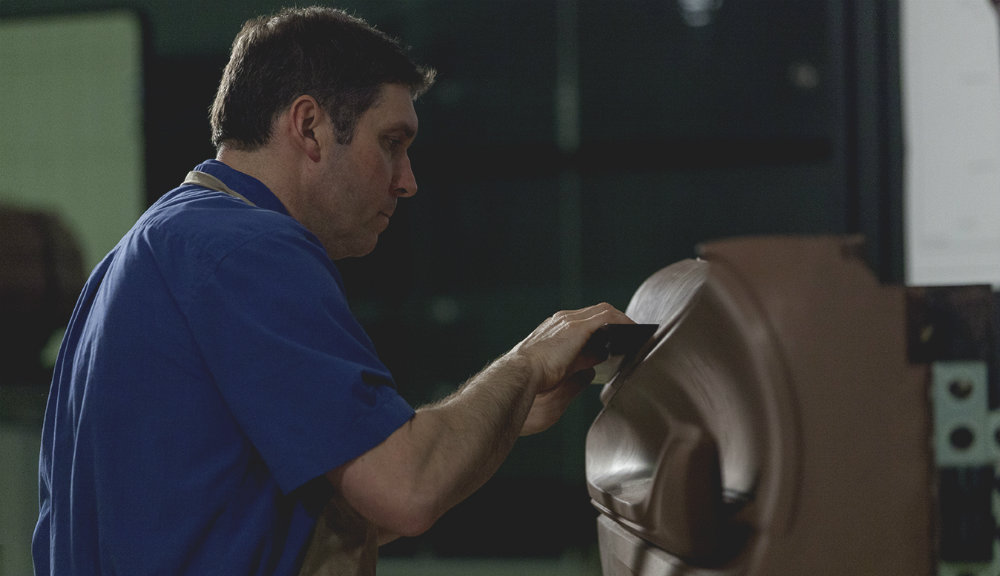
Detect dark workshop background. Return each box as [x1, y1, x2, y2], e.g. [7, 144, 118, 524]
[0, 0, 902, 570]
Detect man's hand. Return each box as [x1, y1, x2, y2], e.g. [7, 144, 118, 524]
[518, 368, 596, 435]
[510, 302, 634, 435]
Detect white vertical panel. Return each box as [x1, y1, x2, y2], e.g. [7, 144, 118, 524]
[902, 0, 1000, 285]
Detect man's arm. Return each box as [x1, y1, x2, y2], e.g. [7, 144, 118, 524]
[326, 302, 632, 538]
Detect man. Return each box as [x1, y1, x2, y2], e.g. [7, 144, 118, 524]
[33, 6, 632, 575]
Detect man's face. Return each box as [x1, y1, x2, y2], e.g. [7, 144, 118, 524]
[302, 83, 419, 260]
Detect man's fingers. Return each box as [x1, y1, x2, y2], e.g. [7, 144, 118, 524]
[552, 302, 628, 328]
[538, 366, 596, 395]
[569, 367, 597, 389]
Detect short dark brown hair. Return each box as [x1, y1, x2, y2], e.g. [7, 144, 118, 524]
[210, 6, 435, 150]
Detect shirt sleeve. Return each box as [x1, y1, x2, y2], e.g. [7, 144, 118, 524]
[179, 224, 415, 494]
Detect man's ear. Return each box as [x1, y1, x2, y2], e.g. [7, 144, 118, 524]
[286, 95, 325, 163]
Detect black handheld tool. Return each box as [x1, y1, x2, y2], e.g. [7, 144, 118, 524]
[585, 323, 659, 384]
[583, 323, 659, 358]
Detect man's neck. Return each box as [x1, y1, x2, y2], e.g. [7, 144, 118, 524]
[215, 145, 299, 209]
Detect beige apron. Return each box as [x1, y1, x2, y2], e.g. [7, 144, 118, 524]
[182, 170, 380, 575]
[296, 492, 379, 576]
[183, 170, 257, 206]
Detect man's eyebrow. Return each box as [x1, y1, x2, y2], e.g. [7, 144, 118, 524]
[384, 121, 417, 139]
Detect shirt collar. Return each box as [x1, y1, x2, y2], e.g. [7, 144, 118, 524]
[192, 159, 290, 217]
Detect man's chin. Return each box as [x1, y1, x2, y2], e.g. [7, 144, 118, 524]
[329, 237, 379, 261]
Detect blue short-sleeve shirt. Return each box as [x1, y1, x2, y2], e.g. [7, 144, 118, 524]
[33, 160, 415, 575]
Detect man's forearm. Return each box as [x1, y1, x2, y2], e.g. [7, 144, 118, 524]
[420, 352, 540, 496]
[332, 351, 540, 537]
[331, 303, 631, 538]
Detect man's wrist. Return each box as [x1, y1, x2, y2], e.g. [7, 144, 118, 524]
[494, 350, 542, 394]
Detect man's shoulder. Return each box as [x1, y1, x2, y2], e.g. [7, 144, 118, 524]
[138, 186, 314, 263]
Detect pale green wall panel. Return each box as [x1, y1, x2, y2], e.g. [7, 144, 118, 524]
[0, 10, 145, 270]
[0, 421, 42, 576]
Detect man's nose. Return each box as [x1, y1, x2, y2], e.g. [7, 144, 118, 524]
[393, 154, 417, 198]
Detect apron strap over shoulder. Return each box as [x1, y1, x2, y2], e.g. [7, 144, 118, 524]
[183, 170, 257, 207]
